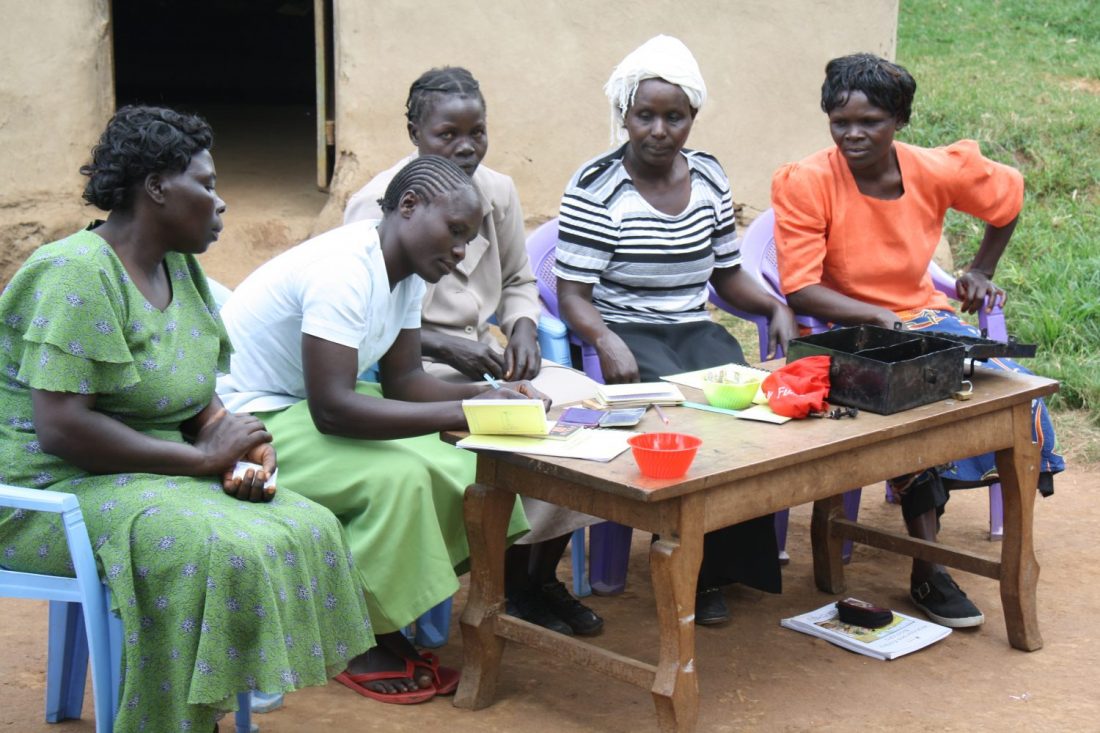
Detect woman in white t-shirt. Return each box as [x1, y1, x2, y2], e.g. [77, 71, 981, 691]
[217, 156, 539, 705]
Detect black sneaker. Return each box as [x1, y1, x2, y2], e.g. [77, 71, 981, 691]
[506, 589, 573, 635]
[695, 587, 731, 625]
[910, 571, 984, 628]
[539, 581, 604, 636]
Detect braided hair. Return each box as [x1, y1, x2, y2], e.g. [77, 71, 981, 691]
[80, 105, 213, 211]
[405, 66, 486, 125]
[821, 53, 916, 126]
[378, 154, 475, 214]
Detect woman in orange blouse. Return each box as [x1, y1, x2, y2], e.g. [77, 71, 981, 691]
[771, 53, 1063, 629]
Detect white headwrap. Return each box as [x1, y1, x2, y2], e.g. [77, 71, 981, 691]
[603, 35, 708, 145]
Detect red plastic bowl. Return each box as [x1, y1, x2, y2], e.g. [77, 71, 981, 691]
[627, 432, 702, 479]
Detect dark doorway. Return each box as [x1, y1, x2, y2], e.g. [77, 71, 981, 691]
[112, 0, 334, 190]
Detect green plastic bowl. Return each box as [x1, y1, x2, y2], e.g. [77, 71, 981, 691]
[701, 379, 761, 410]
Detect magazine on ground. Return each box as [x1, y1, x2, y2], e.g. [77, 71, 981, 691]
[780, 600, 952, 660]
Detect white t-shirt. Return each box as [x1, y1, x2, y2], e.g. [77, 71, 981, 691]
[216, 219, 425, 413]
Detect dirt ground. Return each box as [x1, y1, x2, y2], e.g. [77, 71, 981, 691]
[3, 458, 1098, 732]
[4, 109, 1098, 731]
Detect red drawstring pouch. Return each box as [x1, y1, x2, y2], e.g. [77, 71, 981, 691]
[762, 355, 831, 418]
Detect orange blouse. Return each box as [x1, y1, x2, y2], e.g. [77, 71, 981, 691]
[770, 140, 1023, 314]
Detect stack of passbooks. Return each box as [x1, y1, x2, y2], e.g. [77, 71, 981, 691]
[457, 399, 634, 462]
[591, 382, 686, 409]
[780, 601, 951, 660]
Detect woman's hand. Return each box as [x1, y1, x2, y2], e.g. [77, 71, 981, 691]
[427, 333, 506, 380]
[221, 442, 278, 503]
[480, 380, 552, 411]
[766, 302, 800, 359]
[503, 318, 541, 381]
[594, 331, 640, 384]
[956, 270, 1006, 314]
[193, 408, 273, 477]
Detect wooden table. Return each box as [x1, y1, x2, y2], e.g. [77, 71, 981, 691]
[446, 367, 1057, 732]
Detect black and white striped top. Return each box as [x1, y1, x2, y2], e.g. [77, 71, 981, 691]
[553, 145, 739, 325]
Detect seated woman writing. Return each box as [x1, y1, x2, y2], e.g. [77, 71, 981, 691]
[217, 155, 534, 704]
[0, 106, 375, 732]
[344, 66, 602, 638]
[771, 53, 1065, 628]
[554, 36, 799, 625]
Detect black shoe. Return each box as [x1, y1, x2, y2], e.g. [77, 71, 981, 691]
[910, 571, 984, 628]
[695, 587, 731, 625]
[539, 581, 604, 636]
[506, 589, 573, 635]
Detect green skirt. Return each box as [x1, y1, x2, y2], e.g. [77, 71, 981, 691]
[258, 382, 529, 633]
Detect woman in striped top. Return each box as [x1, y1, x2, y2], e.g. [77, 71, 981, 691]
[554, 36, 798, 624]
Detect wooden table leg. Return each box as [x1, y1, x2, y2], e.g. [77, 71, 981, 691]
[995, 402, 1043, 651]
[455, 481, 515, 708]
[811, 493, 847, 594]
[649, 495, 704, 733]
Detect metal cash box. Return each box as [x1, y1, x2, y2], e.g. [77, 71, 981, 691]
[786, 326, 963, 414]
[785, 325, 1035, 415]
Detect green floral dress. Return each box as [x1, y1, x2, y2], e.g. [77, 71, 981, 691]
[0, 229, 374, 732]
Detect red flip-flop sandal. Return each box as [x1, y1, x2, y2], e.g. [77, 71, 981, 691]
[334, 658, 437, 704]
[414, 651, 460, 696]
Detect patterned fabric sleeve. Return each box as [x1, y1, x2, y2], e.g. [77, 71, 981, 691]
[2, 251, 139, 394]
[698, 153, 740, 270]
[183, 254, 233, 375]
[553, 185, 618, 284]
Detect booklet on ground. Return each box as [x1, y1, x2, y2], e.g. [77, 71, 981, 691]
[780, 600, 951, 660]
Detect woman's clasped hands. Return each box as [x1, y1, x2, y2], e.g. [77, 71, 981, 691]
[194, 407, 278, 502]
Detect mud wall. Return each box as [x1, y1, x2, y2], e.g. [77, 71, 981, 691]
[319, 0, 898, 230]
[0, 0, 115, 282]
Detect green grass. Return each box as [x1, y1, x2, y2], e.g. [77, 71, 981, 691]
[896, 0, 1100, 416]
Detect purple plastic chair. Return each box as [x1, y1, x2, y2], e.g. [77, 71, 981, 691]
[526, 217, 818, 592]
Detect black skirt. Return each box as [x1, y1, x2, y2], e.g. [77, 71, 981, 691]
[608, 319, 782, 594]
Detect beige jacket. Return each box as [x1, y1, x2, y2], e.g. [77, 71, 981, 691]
[344, 156, 541, 345]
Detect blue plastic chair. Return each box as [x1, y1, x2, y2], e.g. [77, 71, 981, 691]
[0, 482, 253, 732]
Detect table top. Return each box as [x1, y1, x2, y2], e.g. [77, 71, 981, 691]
[443, 366, 1057, 504]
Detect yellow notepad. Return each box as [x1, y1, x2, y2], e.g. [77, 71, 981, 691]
[462, 399, 549, 436]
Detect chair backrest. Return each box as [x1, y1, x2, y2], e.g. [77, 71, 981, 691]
[736, 208, 785, 300]
[927, 260, 1005, 341]
[526, 218, 563, 320]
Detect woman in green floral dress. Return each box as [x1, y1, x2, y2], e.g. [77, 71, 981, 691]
[0, 106, 375, 732]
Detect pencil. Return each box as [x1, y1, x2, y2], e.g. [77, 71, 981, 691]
[653, 403, 671, 425]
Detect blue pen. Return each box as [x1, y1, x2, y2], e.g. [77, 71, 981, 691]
[483, 373, 503, 390]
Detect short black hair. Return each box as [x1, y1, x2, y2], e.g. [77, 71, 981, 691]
[821, 53, 916, 125]
[378, 154, 476, 214]
[80, 105, 213, 212]
[405, 66, 485, 126]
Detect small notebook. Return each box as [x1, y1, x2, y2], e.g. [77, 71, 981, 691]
[594, 382, 685, 408]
